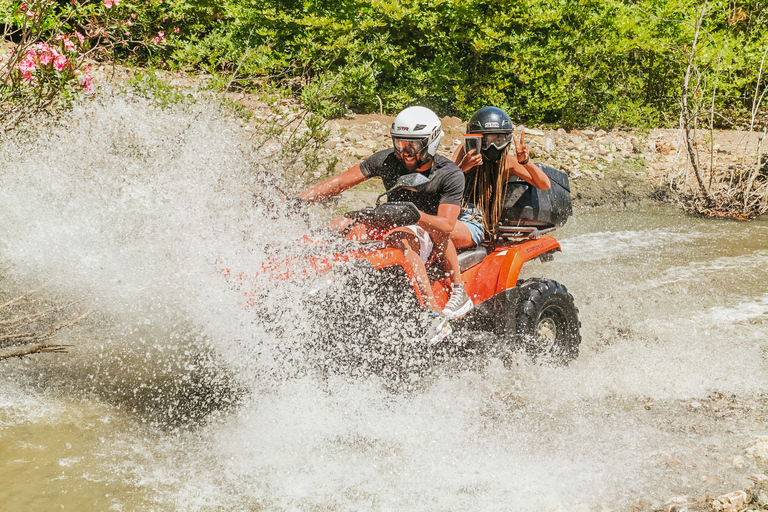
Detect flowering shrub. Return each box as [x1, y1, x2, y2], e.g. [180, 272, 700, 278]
[15, 39, 93, 93]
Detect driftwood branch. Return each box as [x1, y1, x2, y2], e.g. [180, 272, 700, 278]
[0, 343, 71, 360]
[0, 289, 92, 360]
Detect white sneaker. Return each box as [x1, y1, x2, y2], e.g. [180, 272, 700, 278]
[442, 283, 473, 319]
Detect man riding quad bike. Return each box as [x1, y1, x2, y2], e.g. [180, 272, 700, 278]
[246, 107, 581, 382]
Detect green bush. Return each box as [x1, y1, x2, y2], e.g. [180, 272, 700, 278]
[3, 0, 766, 128]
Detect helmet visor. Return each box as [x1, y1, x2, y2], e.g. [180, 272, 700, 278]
[481, 132, 512, 151]
[392, 137, 428, 157]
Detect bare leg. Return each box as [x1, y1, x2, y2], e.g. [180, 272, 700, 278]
[450, 221, 476, 250]
[386, 231, 439, 312]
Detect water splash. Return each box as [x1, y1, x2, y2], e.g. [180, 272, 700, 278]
[2, 93, 768, 511]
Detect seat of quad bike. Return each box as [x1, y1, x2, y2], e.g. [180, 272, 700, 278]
[457, 245, 488, 272]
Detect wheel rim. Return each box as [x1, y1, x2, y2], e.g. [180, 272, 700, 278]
[536, 316, 557, 344]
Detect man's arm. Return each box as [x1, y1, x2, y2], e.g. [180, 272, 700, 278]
[417, 203, 461, 235]
[299, 164, 368, 203]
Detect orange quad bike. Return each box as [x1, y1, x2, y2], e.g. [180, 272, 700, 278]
[245, 165, 581, 382]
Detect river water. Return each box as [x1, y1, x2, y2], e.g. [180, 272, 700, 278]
[1, 94, 768, 511]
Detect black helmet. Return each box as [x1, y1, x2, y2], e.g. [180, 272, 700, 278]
[467, 107, 514, 162]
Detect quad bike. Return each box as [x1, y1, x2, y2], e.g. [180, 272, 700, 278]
[239, 164, 581, 381]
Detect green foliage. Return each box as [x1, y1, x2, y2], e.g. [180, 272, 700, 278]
[2, 0, 766, 128]
[154, 0, 765, 128]
[124, 69, 194, 109]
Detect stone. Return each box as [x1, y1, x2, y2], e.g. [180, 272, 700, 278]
[596, 129, 607, 138]
[359, 139, 377, 149]
[746, 437, 768, 461]
[557, 128, 568, 139]
[542, 137, 556, 153]
[582, 129, 595, 139]
[323, 138, 341, 150]
[713, 490, 748, 512]
[733, 456, 746, 468]
[354, 147, 374, 158]
[524, 128, 545, 137]
[757, 489, 768, 506]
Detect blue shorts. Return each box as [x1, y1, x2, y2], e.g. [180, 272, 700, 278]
[458, 205, 485, 246]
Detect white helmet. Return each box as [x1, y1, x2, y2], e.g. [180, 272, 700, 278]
[390, 106, 444, 165]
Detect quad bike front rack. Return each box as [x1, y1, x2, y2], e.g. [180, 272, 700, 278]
[496, 225, 556, 240]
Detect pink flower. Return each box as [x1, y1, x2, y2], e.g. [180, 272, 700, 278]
[35, 43, 55, 65]
[75, 32, 85, 44]
[53, 54, 69, 72]
[124, 19, 132, 25]
[131, 13, 136, 18]
[103, 0, 113, 7]
[18, 52, 38, 81]
[151, 31, 165, 44]
[63, 38, 75, 52]
[173, 27, 179, 33]
[75, 66, 93, 93]
[162, 15, 167, 21]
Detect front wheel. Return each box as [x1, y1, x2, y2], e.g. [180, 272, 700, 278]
[513, 278, 581, 365]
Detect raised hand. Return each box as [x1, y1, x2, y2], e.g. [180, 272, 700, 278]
[457, 148, 483, 172]
[513, 130, 530, 165]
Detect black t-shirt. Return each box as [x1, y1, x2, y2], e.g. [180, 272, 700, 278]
[359, 148, 464, 216]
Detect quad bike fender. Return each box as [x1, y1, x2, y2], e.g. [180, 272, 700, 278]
[462, 237, 561, 305]
[497, 237, 562, 293]
[361, 247, 451, 309]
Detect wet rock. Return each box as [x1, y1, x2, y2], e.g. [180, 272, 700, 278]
[712, 490, 749, 512]
[745, 437, 768, 461]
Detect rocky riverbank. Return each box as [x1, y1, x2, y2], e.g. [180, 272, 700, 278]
[62, 63, 762, 213]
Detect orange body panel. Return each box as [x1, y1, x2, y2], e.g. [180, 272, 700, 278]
[463, 237, 562, 305]
[230, 236, 561, 311]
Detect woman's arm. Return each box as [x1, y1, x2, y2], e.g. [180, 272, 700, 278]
[500, 131, 551, 190]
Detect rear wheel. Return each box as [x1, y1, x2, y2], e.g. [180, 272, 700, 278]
[512, 278, 581, 365]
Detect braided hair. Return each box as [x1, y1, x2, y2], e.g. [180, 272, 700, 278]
[463, 146, 511, 238]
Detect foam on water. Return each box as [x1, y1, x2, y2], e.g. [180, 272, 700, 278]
[2, 93, 768, 511]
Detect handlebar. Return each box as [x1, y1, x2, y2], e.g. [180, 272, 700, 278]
[344, 202, 420, 230]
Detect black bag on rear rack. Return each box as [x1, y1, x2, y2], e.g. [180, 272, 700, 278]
[500, 164, 572, 229]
